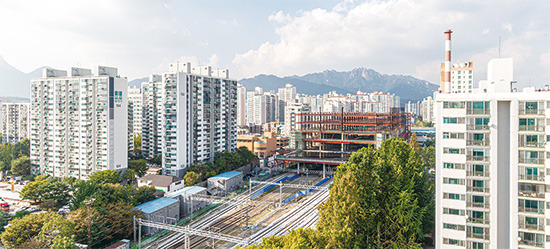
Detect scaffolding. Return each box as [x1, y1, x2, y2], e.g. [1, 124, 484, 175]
[291, 108, 410, 158]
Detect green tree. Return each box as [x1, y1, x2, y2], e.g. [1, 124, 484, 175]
[14, 210, 31, 219]
[134, 134, 142, 151]
[0, 211, 75, 249]
[0, 143, 13, 173]
[409, 133, 421, 154]
[0, 210, 10, 231]
[421, 146, 435, 170]
[10, 155, 30, 176]
[88, 170, 120, 185]
[13, 138, 30, 157]
[150, 155, 162, 165]
[128, 159, 148, 176]
[184, 171, 200, 186]
[122, 169, 137, 184]
[244, 228, 325, 249]
[19, 178, 71, 208]
[68, 206, 108, 246]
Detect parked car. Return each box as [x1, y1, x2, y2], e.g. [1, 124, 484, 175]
[13, 207, 28, 213]
[26, 207, 39, 213]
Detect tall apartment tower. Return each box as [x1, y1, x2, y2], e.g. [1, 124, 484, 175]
[441, 62, 474, 93]
[161, 61, 237, 177]
[436, 58, 550, 248]
[141, 74, 163, 159]
[30, 67, 128, 179]
[277, 84, 296, 123]
[237, 83, 246, 126]
[245, 88, 277, 126]
[128, 85, 143, 135]
[0, 102, 30, 144]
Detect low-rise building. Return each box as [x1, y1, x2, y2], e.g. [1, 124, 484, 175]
[137, 174, 184, 194]
[133, 198, 180, 235]
[168, 186, 208, 216]
[237, 132, 287, 158]
[263, 122, 283, 134]
[207, 171, 243, 196]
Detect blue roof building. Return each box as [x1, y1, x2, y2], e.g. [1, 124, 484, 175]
[134, 198, 179, 214]
[208, 171, 242, 180]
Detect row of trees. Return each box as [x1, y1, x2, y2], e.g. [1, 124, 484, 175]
[243, 138, 435, 248]
[0, 139, 31, 178]
[9, 170, 156, 248]
[183, 147, 258, 186]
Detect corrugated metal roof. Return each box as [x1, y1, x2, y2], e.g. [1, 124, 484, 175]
[134, 198, 179, 214]
[168, 186, 207, 197]
[208, 171, 243, 180]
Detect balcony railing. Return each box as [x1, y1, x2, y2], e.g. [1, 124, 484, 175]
[519, 141, 546, 148]
[519, 109, 545, 115]
[519, 191, 545, 199]
[467, 217, 490, 225]
[467, 109, 490, 115]
[518, 206, 545, 214]
[519, 221, 544, 231]
[467, 186, 490, 193]
[467, 201, 490, 209]
[467, 170, 490, 177]
[519, 158, 545, 165]
[466, 140, 490, 146]
[467, 155, 490, 162]
[518, 240, 544, 248]
[518, 174, 545, 182]
[467, 233, 490, 240]
[519, 125, 545, 132]
[467, 125, 489, 130]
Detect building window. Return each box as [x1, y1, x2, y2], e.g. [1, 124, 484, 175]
[444, 208, 464, 216]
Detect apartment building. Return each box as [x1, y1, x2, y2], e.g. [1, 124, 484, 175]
[161, 62, 237, 177]
[0, 102, 30, 144]
[246, 87, 277, 126]
[277, 84, 296, 123]
[441, 61, 474, 94]
[30, 67, 128, 179]
[128, 85, 143, 135]
[237, 83, 246, 126]
[141, 75, 163, 159]
[436, 58, 550, 248]
[421, 96, 435, 123]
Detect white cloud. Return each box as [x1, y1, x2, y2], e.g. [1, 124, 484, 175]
[232, 0, 550, 88]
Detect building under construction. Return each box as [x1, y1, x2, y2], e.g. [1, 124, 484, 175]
[288, 108, 410, 160]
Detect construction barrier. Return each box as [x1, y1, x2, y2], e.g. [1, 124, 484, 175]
[251, 174, 300, 200]
[282, 176, 332, 205]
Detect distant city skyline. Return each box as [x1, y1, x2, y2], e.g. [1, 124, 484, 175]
[1, 0, 549, 90]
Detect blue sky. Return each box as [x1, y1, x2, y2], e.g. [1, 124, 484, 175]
[1, 0, 549, 89]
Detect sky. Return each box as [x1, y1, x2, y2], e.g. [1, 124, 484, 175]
[0, 0, 549, 89]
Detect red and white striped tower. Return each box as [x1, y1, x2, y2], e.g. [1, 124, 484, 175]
[443, 29, 452, 93]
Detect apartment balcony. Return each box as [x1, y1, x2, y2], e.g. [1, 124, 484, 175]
[467, 217, 490, 225]
[519, 158, 545, 165]
[519, 141, 546, 148]
[518, 206, 545, 214]
[519, 125, 545, 132]
[467, 155, 490, 162]
[519, 109, 545, 115]
[518, 240, 544, 248]
[466, 139, 490, 146]
[518, 221, 544, 231]
[466, 170, 490, 177]
[467, 186, 490, 193]
[467, 125, 489, 131]
[466, 233, 490, 240]
[518, 174, 545, 182]
[519, 191, 545, 199]
[467, 201, 490, 209]
[466, 109, 490, 115]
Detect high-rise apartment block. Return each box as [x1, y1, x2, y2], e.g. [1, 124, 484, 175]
[30, 67, 128, 179]
[128, 85, 143, 135]
[237, 83, 246, 127]
[277, 84, 296, 123]
[421, 96, 435, 124]
[246, 87, 277, 126]
[141, 75, 163, 159]
[0, 102, 30, 144]
[436, 58, 550, 248]
[441, 61, 474, 94]
[161, 62, 237, 177]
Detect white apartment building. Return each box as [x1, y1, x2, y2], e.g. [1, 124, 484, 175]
[30, 67, 128, 179]
[421, 96, 435, 123]
[277, 84, 296, 123]
[162, 62, 237, 177]
[298, 94, 324, 113]
[405, 101, 421, 117]
[284, 102, 311, 137]
[128, 85, 143, 135]
[141, 74, 163, 159]
[245, 88, 276, 126]
[237, 83, 246, 126]
[0, 102, 30, 144]
[441, 61, 474, 94]
[436, 58, 550, 248]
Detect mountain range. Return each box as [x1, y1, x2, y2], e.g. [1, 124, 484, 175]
[0, 56, 438, 103]
[239, 68, 438, 103]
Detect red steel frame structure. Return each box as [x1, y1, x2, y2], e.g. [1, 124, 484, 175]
[291, 108, 410, 159]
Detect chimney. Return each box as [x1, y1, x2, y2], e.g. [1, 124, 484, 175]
[442, 29, 452, 93]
